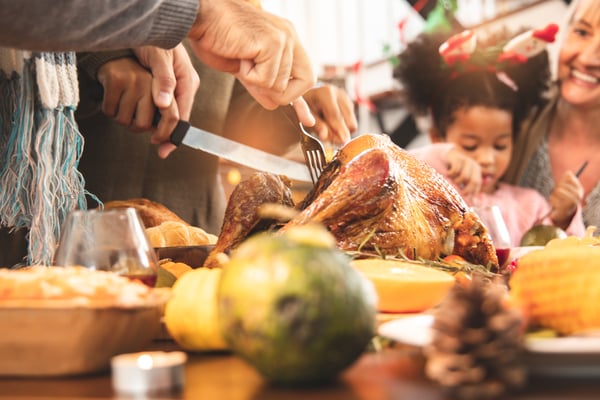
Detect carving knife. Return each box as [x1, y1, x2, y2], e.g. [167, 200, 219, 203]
[88, 83, 311, 181]
[169, 120, 312, 182]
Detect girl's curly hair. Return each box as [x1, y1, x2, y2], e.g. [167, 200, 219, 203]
[393, 28, 550, 137]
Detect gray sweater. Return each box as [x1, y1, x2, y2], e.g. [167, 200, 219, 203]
[0, 0, 197, 51]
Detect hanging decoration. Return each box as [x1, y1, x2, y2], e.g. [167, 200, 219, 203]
[384, 0, 430, 68]
[351, 61, 376, 113]
[423, 0, 460, 34]
[439, 23, 559, 68]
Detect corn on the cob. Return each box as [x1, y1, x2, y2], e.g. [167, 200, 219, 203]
[509, 240, 600, 335]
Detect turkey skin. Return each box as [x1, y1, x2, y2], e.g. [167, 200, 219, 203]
[205, 133, 498, 269]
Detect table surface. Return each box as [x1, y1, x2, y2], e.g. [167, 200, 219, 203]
[1, 339, 600, 400]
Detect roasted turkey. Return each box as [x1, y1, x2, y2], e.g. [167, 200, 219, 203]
[205, 133, 498, 269]
[206, 173, 295, 266]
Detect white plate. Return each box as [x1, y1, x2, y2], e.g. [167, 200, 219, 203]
[526, 335, 600, 354]
[507, 246, 544, 264]
[379, 315, 600, 377]
[378, 314, 434, 348]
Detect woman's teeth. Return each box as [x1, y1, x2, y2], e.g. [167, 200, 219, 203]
[572, 69, 599, 84]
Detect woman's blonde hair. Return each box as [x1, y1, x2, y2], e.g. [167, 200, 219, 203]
[549, 0, 600, 78]
[570, 0, 600, 25]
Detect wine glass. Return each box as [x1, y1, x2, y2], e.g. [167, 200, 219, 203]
[472, 204, 512, 267]
[54, 208, 158, 287]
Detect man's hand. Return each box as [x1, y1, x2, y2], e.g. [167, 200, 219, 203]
[96, 57, 156, 132]
[187, 0, 315, 113]
[303, 84, 357, 145]
[133, 44, 200, 158]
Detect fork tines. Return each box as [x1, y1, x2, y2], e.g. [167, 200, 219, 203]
[305, 148, 325, 184]
[298, 123, 327, 184]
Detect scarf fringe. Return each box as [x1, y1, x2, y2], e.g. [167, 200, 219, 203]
[0, 58, 89, 266]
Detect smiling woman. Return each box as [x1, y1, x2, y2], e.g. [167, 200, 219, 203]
[504, 0, 600, 230]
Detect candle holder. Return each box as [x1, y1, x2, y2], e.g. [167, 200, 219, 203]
[111, 351, 187, 395]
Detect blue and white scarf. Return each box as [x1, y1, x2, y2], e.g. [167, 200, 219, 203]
[0, 49, 87, 266]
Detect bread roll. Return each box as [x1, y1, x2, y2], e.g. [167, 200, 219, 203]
[146, 221, 217, 247]
[103, 198, 186, 228]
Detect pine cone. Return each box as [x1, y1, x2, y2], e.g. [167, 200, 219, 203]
[424, 273, 526, 399]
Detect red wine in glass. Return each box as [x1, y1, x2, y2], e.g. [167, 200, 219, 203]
[495, 248, 511, 268]
[473, 205, 512, 268]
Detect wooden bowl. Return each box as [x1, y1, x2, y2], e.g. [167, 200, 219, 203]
[0, 300, 166, 377]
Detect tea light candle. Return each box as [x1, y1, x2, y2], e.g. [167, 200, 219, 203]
[111, 351, 187, 395]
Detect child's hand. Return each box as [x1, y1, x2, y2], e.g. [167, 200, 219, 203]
[549, 171, 584, 229]
[446, 148, 482, 197]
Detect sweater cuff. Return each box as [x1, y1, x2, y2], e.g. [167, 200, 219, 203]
[146, 0, 198, 49]
[77, 50, 135, 80]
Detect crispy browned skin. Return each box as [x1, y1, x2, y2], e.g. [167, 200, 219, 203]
[288, 149, 396, 248]
[288, 134, 497, 267]
[210, 134, 498, 268]
[204, 173, 294, 268]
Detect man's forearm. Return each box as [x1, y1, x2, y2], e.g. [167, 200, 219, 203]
[0, 0, 197, 51]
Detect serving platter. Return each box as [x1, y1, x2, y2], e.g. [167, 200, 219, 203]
[378, 315, 600, 377]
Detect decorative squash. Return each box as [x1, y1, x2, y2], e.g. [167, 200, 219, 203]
[164, 267, 227, 351]
[160, 261, 193, 278]
[155, 260, 193, 288]
[218, 224, 377, 385]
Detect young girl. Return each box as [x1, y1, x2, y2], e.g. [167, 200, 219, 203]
[394, 26, 586, 246]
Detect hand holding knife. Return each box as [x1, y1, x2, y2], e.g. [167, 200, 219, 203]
[167, 118, 312, 182]
[90, 81, 313, 182]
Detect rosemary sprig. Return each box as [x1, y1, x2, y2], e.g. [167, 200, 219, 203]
[346, 249, 498, 279]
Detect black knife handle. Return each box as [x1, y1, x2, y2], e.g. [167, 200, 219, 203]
[91, 82, 190, 146]
[151, 111, 191, 146]
[169, 120, 191, 146]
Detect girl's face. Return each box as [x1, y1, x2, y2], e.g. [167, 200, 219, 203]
[558, 1, 600, 108]
[443, 106, 513, 194]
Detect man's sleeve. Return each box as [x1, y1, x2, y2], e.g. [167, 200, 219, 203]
[0, 0, 197, 51]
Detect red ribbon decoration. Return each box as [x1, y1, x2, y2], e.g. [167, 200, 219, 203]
[397, 0, 429, 45]
[351, 61, 376, 113]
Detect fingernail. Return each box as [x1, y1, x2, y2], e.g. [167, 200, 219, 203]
[157, 91, 172, 106]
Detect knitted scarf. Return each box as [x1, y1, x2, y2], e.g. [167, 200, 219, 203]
[0, 49, 87, 266]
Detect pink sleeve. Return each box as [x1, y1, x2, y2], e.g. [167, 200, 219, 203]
[530, 193, 586, 237]
[564, 206, 586, 237]
[409, 143, 455, 176]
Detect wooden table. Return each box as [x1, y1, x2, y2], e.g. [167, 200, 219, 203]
[1, 340, 600, 400]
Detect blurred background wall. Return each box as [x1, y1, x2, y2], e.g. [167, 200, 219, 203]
[261, 0, 569, 148]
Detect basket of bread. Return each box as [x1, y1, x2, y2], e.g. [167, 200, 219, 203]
[104, 198, 218, 269]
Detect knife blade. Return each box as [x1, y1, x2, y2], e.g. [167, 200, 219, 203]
[87, 82, 311, 182]
[169, 121, 312, 182]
